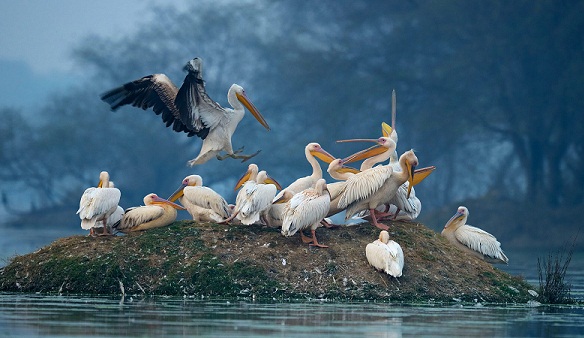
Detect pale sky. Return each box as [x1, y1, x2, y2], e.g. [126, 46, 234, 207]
[0, 0, 189, 109]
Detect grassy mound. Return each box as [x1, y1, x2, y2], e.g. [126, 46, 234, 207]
[0, 220, 535, 302]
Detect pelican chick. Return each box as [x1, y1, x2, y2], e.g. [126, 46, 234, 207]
[278, 179, 330, 248]
[441, 206, 509, 264]
[168, 175, 230, 223]
[365, 230, 404, 277]
[77, 171, 121, 236]
[113, 193, 185, 233]
[100, 57, 270, 166]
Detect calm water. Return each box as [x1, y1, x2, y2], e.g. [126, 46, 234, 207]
[2, 227, 584, 337]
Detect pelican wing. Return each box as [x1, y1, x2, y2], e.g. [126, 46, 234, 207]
[282, 190, 330, 236]
[175, 61, 225, 138]
[77, 187, 121, 220]
[454, 224, 506, 261]
[338, 166, 393, 209]
[183, 186, 230, 218]
[114, 205, 165, 232]
[100, 74, 198, 136]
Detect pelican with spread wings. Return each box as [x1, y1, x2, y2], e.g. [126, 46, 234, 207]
[100, 57, 270, 166]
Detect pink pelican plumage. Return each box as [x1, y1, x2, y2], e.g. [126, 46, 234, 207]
[277, 178, 331, 248]
[167, 175, 230, 223]
[100, 57, 270, 166]
[365, 230, 404, 277]
[112, 193, 185, 233]
[441, 206, 509, 264]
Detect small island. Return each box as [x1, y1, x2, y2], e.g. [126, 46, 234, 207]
[0, 220, 535, 303]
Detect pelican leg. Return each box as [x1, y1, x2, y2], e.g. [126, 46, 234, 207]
[309, 229, 328, 248]
[300, 231, 314, 243]
[320, 219, 339, 229]
[216, 149, 261, 162]
[369, 208, 389, 230]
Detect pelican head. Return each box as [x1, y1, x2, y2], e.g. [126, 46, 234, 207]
[184, 57, 203, 74]
[327, 158, 360, 176]
[144, 193, 186, 210]
[257, 170, 283, 190]
[340, 137, 397, 164]
[401, 150, 418, 198]
[229, 84, 270, 131]
[168, 175, 203, 202]
[305, 143, 336, 164]
[444, 206, 469, 229]
[97, 171, 111, 188]
[272, 189, 294, 204]
[379, 230, 390, 244]
[234, 163, 259, 190]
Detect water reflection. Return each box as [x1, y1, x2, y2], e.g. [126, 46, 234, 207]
[1, 294, 584, 337]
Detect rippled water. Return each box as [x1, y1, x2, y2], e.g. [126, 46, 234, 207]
[0, 294, 583, 337]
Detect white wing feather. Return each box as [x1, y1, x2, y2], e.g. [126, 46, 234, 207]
[338, 166, 392, 209]
[454, 224, 507, 261]
[183, 186, 229, 218]
[114, 205, 165, 232]
[77, 187, 121, 229]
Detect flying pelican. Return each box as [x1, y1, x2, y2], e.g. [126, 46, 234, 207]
[278, 178, 330, 248]
[441, 206, 509, 264]
[365, 230, 404, 277]
[77, 171, 121, 236]
[223, 164, 281, 225]
[273, 143, 336, 201]
[167, 174, 230, 223]
[339, 148, 418, 230]
[113, 193, 185, 233]
[100, 57, 270, 166]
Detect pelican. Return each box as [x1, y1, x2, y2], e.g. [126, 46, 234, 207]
[100, 57, 270, 166]
[223, 164, 281, 225]
[94, 181, 124, 234]
[366, 230, 404, 277]
[323, 158, 361, 219]
[441, 206, 509, 264]
[77, 171, 121, 236]
[113, 193, 185, 233]
[168, 175, 230, 223]
[338, 148, 418, 230]
[273, 143, 336, 201]
[278, 178, 330, 248]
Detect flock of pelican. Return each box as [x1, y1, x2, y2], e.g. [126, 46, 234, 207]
[78, 57, 508, 282]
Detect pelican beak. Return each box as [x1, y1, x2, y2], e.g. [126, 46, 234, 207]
[151, 195, 186, 210]
[342, 144, 387, 164]
[412, 166, 436, 186]
[264, 175, 283, 190]
[381, 122, 393, 137]
[309, 147, 336, 164]
[337, 165, 361, 174]
[168, 183, 188, 202]
[97, 179, 104, 188]
[445, 211, 465, 228]
[406, 161, 416, 199]
[234, 168, 253, 190]
[236, 91, 270, 131]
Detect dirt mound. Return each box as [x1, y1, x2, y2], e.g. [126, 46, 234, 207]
[0, 220, 535, 302]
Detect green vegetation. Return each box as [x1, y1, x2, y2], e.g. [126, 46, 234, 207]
[0, 220, 537, 303]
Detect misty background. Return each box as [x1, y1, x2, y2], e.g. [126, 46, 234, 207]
[1, 0, 583, 263]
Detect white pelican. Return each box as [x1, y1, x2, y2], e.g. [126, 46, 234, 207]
[365, 230, 404, 277]
[77, 171, 121, 236]
[273, 143, 336, 201]
[338, 148, 418, 230]
[223, 164, 281, 225]
[100, 57, 270, 166]
[323, 158, 361, 219]
[278, 178, 330, 248]
[93, 181, 124, 234]
[113, 193, 185, 233]
[441, 206, 509, 264]
[167, 174, 230, 223]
